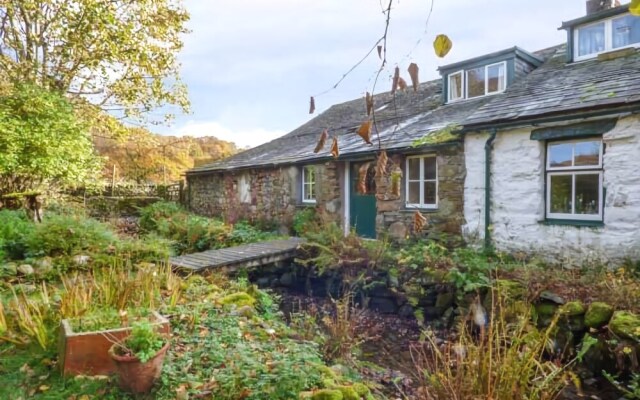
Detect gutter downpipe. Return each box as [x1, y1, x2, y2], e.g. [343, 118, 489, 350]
[484, 128, 498, 252]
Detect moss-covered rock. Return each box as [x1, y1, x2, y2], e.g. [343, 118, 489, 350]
[609, 311, 640, 340]
[310, 389, 344, 400]
[535, 302, 558, 316]
[351, 383, 370, 397]
[220, 292, 256, 308]
[560, 301, 586, 316]
[584, 302, 614, 329]
[334, 386, 359, 400]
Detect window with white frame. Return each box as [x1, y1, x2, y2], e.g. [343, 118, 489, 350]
[302, 165, 316, 203]
[447, 61, 506, 102]
[546, 138, 603, 221]
[406, 155, 438, 208]
[574, 13, 640, 61]
[448, 71, 464, 102]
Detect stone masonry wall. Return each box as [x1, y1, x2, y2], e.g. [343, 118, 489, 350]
[375, 143, 466, 241]
[187, 161, 341, 231]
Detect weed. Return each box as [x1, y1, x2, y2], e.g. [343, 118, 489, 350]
[9, 288, 50, 350]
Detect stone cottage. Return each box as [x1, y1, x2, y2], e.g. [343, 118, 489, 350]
[187, 1, 640, 262]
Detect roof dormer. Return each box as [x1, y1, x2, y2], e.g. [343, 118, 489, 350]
[561, 1, 640, 62]
[438, 47, 543, 104]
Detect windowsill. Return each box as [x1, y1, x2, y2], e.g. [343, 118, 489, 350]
[540, 219, 604, 228]
[401, 207, 439, 213]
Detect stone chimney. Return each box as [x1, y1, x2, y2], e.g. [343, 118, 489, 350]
[586, 0, 620, 15]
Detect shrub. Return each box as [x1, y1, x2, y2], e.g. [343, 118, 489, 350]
[293, 208, 317, 236]
[25, 214, 119, 258]
[138, 201, 186, 233]
[228, 220, 277, 245]
[116, 234, 173, 263]
[0, 209, 33, 260]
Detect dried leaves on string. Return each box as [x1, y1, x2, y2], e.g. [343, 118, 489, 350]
[309, 96, 316, 114]
[413, 210, 428, 232]
[375, 150, 388, 178]
[330, 137, 339, 158]
[314, 129, 328, 153]
[433, 34, 453, 58]
[391, 66, 400, 94]
[408, 63, 419, 92]
[357, 120, 373, 145]
[365, 92, 374, 116]
[398, 77, 408, 91]
[390, 170, 402, 197]
[357, 162, 371, 194]
[377, 45, 383, 59]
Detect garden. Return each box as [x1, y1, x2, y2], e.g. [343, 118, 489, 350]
[0, 201, 639, 399]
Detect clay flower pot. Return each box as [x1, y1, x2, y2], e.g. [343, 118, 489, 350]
[108, 342, 170, 393]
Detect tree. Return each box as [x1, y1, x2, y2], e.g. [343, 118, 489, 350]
[0, 84, 101, 194]
[0, 0, 190, 123]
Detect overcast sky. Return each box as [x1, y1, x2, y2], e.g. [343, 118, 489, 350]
[155, 0, 589, 148]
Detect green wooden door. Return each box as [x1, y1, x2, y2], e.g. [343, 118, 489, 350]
[349, 162, 377, 238]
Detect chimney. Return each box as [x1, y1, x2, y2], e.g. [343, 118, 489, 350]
[586, 0, 620, 15]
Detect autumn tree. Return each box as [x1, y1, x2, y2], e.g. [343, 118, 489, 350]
[0, 0, 190, 123]
[0, 84, 100, 195]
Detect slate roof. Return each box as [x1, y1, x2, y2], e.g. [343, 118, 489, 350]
[463, 45, 640, 127]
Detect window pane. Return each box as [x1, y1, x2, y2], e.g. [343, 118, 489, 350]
[408, 158, 420, 180]
[424, 181, 437, 205]
[424, 157, 436, 180]
[467, 67, 485, 98]
[549, 143, 573, 168]
[612, 15, 640, 49]
[574, 141, 600, 166]
[550, 175, 572, 214]
[577, 22, 605, 56]
[575, 174, 600, 215]
[408, 182, 420, 204]
[487, 63, 505, 93]
[449, 73, 463, 100]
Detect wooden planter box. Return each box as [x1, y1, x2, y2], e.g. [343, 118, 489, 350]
[58, 311, 170, 377]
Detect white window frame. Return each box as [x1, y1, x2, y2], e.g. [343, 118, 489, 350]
[465, 61, 507, 99]
[405, 155, 438, 209]
[574, 12, 640, 61]
[545, 138, 604, 221]
[447, 70, 464, 102]
[301, 165, 317, 204]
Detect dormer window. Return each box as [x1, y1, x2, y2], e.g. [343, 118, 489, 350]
[447, 61, 506, 102]
[574, 13, 640, 61]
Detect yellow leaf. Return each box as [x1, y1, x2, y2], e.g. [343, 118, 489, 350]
[631, 0, 640, 15]
[313, 129, 328, 153]
[408, 63, 419, 92]
[433, 34, 452, 58]
[398, 77, 408, 91]
[79, 395, 90, 400]
[391, 66, 400, 94]
[413, 211, 428, 232]
[330, 137, 339, 158]
[38, 385, 49, 392]
[357, 120, 373, 145]
[357, 163, 371, 194]
[365, 92, 373, 116]
[309, 96, 316, 114]
[375, 150, 388, 178]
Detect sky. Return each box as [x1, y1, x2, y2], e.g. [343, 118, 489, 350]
[155, 0, 589, 148]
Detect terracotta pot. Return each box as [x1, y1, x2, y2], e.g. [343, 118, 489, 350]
[108, 342, 170, 393]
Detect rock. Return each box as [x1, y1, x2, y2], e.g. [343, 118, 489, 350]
[369, 297, 397, 314]
[72, 255, 90, 266]
[335, 386, 359, 400]
[535, 302, 558, 328]
[560, 301, 586, 332]
[256, 277, 270, 287]
[1, 262, 18, 276]
[388, 221, 407, 241]
[220, 292, 256, 308]
[231, 305, 255, 318]
[584, 302, 614, 329]
[17, 264, 34, 276]
[279, 272, 294, 287]
[398, 304, 414, 318]
[609, 311, 640, 341]
[387, 274, 399, 288]
[310, 389, 343, 400]
[540, 291, 565, 305]
[34, 257, 53, 275]
[435, 292, 455, 313]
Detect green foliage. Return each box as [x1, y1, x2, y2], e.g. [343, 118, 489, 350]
[293, 208, 318, 236]
[116, 234, 173, 263]
[70, 307, 151, 333]
[0, 84, 100, 194]
[120, 320, 165, 363]
[447, 249, 495, 292]
[138, 201, 185, 232]
[411, 123, 462, 147]
[0, 210, 32, 260]
[603, 372, 640, 399]
[25, 214, 118, 258]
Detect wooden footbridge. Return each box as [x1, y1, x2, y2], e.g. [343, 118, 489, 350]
[169, 237, 306, 272]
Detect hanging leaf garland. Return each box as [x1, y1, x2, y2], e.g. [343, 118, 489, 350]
[314, 129, 328, 153]
[377, 45, 383, 59]
[330, 137, 339, 158]
[413, 210, 428, 232]
[631, 0, 640, 15]
[309, 96, 316, 114]
[433, 34, 453, 58]
[357, 120, 373, 145]
[376, 150, 388, 178]
[365, 92, 374, 116]
[398, 77, 408, 91]
[390, 170, 402, 197]
[408, 63, 419, 92]
[357, 162, 371, 194]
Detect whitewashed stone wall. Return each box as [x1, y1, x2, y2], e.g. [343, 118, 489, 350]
[463, 115, 640, 264]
